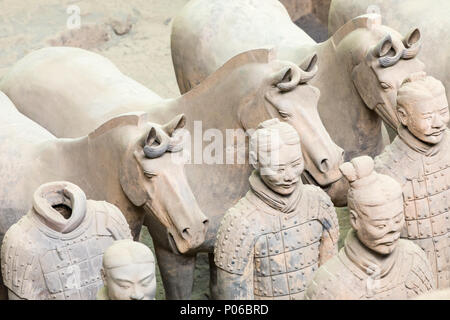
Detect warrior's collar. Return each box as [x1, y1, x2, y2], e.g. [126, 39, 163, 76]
[397, 125, 445, 157]
[32, 181, 87, 234]
[249, 170, 303, 214]
[344, 229, 398, 279]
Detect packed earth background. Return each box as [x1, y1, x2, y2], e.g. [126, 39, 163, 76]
[0, 0, 350, 300]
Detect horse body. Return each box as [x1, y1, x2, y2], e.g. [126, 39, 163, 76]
[1, 46, 345, 298]
[0, 91, 208, 299]
[171, 0, 426, 160]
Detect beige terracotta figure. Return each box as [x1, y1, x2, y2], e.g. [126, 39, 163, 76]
[305, 156, 434, 300]
[0, 47, 344, 299]
[374, 74, 450, 289]
[1, 181, 132, 300]
[97, 240, 156, 300]
[214, 119, 339, 300]
[171, 1, 427, 161]
[414, 288, 450, 300]
[329, 0, 450, 105]
[0, 92, 208, 299]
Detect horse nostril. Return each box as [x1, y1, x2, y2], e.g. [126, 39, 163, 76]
[202, 219, 209, 231]
[182, 228, 191, 240]
[320, 159, 330, 173]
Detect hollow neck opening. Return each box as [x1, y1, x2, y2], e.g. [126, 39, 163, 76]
[52, 203, 73, 220]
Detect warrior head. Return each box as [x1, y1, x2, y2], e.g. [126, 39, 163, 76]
[101, 239, 156, 300]
[249, 118, 303, 195]
[397, 73, 449, 145]
[340, 156, 404, 255]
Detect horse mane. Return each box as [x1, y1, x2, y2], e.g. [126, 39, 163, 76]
[331, 14, 382, 47]
[88, 112, 149, 139]
[183, 47, 277, 99]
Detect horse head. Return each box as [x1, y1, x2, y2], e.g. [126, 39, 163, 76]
[335, 14, 425, 130]
[119, 114, 209, 254]
[237, 49, 345, 204]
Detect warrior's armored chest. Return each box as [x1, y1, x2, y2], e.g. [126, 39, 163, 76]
[38, 231, 116, 300]
[401, 156, 450, 288]
[253, 214, 323, 300]
[376, 138, 450, 289]
[1, 200, 132, 300]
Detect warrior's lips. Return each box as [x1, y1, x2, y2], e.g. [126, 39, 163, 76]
[378, 234, 400, 247]
[428, 129, 445, 137]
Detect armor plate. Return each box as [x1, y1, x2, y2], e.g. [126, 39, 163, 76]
[305, 237, 435, 300]
[375, 135, 450, 288]
[215, 185, 338, 300]
[2, 200, 132, 300]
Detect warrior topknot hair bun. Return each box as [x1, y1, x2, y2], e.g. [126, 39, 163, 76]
[340, 156, 402, 210]
[339, 156, 374, 184]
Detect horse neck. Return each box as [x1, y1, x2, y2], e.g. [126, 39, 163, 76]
[153, 81, 244, 133]
[312, 39, 384, 159]
[39, 132, 125, 208]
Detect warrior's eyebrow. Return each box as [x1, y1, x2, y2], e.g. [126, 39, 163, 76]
[371, 211, 403, 221]
[272, 157, 303, 168]
[139, 273, 154, 283]
[113, 278, 133, 284]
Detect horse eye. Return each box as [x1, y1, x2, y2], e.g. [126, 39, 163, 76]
[278, 110, 290, 119]
[380, 82, 391, 90]
[144, 172, 157, 179]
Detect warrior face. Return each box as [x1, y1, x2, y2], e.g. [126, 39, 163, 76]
[101, 240, 156, 300]
[397, 74, 449, 145]
[250, 119, 304, 195]
[350, 197, 404, 255]
[103, 263, 156, 300]
[259, 143, 304, 195]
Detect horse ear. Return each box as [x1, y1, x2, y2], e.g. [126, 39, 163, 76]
[299, 53, 318, 73]
[403, 28, 421, 48]
[372, 35, 393, 57]
[119, 150, 148, 207]
[162, 114, 186, 136]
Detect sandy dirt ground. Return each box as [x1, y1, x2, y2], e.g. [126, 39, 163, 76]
[0, 0, 189, 98]
[0, 0, 348, 300]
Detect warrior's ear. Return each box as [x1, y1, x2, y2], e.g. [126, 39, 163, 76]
[396, 106, 408, 127]
[349, 209, 359, 231]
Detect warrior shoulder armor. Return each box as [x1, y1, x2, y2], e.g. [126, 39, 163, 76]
[214, 197, 259, 275]
[1, 216, 43, 299]
[88, 200, 132, 240]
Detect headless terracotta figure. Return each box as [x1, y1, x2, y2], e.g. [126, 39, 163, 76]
[375, 73, 450, 289]
[305, 156, 434, 300]
[1, 181, 132, 300]
[214, 119, 339, 300]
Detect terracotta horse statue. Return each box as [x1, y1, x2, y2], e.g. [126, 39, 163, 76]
[0, 92, 208, 297]
[1, 46, 344, 298]
[171, 1, 426, 160]
[329, 0, 449, 104]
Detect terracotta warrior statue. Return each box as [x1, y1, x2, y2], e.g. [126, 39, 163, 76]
[305, 156, 434, 300]
[374, 73, 450, 289]
[214, 119, 339, 300]
[1, 181, 132, 300]
[97, 239, 156, 300]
